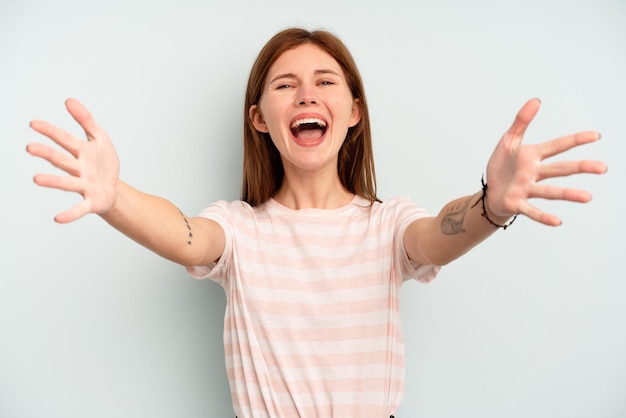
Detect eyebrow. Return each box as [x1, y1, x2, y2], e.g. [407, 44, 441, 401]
[268, 69, 342, 85]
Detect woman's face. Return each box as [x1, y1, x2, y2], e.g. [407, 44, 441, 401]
[249, 43, 361, 176]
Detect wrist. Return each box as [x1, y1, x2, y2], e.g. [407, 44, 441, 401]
[99, 179, 125, 219]
[472, 175, 518, 230]
[483, 196, 514, 225]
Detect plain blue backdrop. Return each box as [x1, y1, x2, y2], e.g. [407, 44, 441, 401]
[2, 0, 624, 416]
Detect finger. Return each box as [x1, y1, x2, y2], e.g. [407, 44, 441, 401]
[33, 173, 83, 193]
[65, 98, 104, 141]
[538, 159, 608, 180]
[517, 200, 562, 227]
[26, 142, 79, 175]
[529, 183, 593, 203]
[538, 131, 602, 160]
[29, 120, 82, 157]
[55, 200, 92, 224]
[507, 98, 541, 139]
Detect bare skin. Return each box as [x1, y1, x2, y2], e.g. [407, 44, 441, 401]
[404, 98, 606, 266]
[27, 93, 606, 269]
[27, 99, 224, 267]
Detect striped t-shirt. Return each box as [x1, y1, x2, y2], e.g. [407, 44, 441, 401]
[187, 195, 440, 418]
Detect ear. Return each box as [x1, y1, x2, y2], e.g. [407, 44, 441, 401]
[349, 98, 362, 128]
[249, 104, 269, 133]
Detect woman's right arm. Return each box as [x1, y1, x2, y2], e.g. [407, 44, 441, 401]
[27, 98, 224, 267]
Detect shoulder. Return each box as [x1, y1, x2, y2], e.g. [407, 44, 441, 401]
[197, 199, 263, 218]
[368, 196, 430, 218]
[196, 199, 279, 230]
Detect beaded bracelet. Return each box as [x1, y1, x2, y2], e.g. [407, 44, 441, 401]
[471, 175, 518, 230]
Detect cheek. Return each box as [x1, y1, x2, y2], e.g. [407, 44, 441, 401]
[259, 99, 284, 128]
[332, 99, 358, 125]
[264, 116, 286, 138]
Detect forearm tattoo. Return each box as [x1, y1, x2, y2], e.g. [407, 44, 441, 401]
[440, 195, 474, 235]
[179, 210, 193, 246]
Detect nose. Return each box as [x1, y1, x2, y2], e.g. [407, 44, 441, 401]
[298, 97, 317, 105]
[295, 85, 317, 106]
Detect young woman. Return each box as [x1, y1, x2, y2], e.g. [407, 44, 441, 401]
[26, 28, 606, 418]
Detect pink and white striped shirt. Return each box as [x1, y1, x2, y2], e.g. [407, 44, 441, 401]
[187, 195, 440, 418]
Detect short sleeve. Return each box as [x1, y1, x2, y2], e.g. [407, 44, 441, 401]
[184, 200, 235, 287]
[392, 197, 441, 284]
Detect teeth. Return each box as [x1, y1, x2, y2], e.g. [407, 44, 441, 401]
[291, 118, 327, 129]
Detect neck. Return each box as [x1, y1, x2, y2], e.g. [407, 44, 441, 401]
[273, 171, 354, 210]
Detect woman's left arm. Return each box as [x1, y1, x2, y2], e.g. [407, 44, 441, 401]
[404, 98, 607, 267]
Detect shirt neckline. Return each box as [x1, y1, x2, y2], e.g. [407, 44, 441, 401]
[265, 195, 369, 216]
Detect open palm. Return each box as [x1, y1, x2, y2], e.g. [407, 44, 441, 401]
[27, 99, 120, 223]
[485, 98, 607, 226]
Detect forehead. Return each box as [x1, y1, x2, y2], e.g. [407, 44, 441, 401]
[267, 43, 343, 77]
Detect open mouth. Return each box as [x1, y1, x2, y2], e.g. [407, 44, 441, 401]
[290, 118, 328, 141]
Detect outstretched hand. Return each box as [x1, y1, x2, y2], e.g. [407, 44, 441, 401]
[27, 99, 120, 223]
[485, 98, 607, 226]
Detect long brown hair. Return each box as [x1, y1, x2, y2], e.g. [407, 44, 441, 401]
[241, 28, 378, 206]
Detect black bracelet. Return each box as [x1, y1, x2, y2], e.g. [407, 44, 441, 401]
[471, 175, 517, 230]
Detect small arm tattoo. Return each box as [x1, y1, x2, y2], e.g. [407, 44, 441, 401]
[179, 210, 193, 246]
[440, 195, 474, 235]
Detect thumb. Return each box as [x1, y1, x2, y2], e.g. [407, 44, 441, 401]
[65, 98, 102, 140]
[507, 98, 541, 144]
